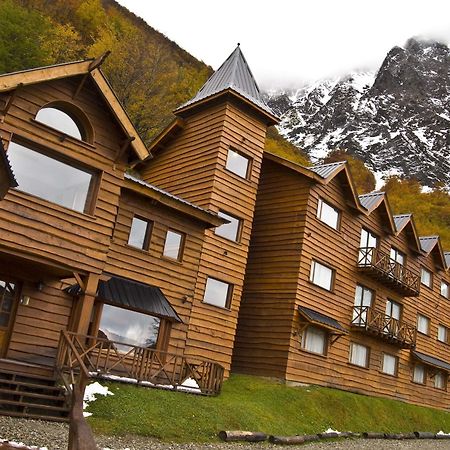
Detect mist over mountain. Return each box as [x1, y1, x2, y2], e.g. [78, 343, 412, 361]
[266, 38, 450, 188]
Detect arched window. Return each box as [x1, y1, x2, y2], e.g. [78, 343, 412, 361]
[35, 104, 90, 141]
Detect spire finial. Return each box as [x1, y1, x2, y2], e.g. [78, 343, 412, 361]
[237, 42, 240, 47]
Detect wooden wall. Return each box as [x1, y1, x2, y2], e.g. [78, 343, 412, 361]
[235, 159, 450, 409]
[141, 100, 268, 373]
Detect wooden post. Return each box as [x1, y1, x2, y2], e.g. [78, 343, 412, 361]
[72, 274, 100, 336]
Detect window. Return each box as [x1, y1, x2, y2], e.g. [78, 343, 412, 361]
[163, 230, 184, 261]
[390, 247, 405, 266]
[309, 261, 334, 291]
[215, 211, 242, 242]
[438, 325, 448, 343]
[385, 299, 401, 321]
[302, 326, 327, 355]
[441, 281, 449, 299]
[382, 353, 398, 376]
[0, 280, 18, 328]
[417, 314, 430, 335]
[434, 371, 446, 390]
[98, 304, 160, 352]
[413, 365, 426, 384]
[203, 277, 232, 308]
[317, 198, 340, 230]
[128, 216, 152, 250]
[352, 284, 373, 325]
[8, 141, 95, 213]
[358, 228, 378, 265]
[349, 342, 369, 368]
[36, 107, 85, 140]
[225, 149, 250, 179]
[421, 267, 432, 288]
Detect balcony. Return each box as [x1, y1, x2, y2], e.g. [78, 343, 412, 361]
[351, 306, 417, 348]
[357, 247, 420, 297]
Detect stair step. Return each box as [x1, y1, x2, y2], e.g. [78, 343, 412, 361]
[0, 379, 64, 393]
[0, 409, 69, 422]
[0, 368, 56, 383]
[0, 399, 69, 412]
[0, 387, 66, 402]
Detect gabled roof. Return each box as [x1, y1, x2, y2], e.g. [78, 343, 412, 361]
[0, 142, 17, 199]
[419, 236, 446, 269]
[393, 214, 421, 252]
[358, 191, 396, 233]
[124, 173, 225, 228]
[175, 45, 279, 125]
[309, 161, 346, 180]
[445, 252, 450, 270]
[0, 58, 149, 160]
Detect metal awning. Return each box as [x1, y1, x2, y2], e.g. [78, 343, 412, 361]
[298, 306, 347, 334]
[66, 275, 182, 322]
[412, 351, 450, 372]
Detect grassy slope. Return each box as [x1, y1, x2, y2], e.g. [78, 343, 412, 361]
[87, 374, 450, 442]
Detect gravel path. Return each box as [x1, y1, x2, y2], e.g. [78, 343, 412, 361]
[0, 416, 450, 450]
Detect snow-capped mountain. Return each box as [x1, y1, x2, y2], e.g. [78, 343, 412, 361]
[266, 38, 450, 188]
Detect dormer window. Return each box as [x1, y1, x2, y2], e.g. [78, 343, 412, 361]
[225, 148, 251, 179]
[317, 198, 340, 230]
[35, 104, 90, 142]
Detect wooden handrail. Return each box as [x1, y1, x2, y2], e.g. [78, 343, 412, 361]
[357, 247, 420, 295]
[351, 306, 417, 348]
[55, 331, 224, 396]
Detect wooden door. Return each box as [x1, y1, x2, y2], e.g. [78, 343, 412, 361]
[0, 279, 19, 356]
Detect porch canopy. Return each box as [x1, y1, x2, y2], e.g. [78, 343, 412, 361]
[298, 305, 347, 335]
[66, 275, 182, 322]
[412, 350, 450, 372]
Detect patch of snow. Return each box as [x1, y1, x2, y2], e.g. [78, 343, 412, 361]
[177, 377, 201, 394]
[324, 428, 341, 435]
[413, 128, 433, 147]
[350, 72, 375, 93]
[0, 439, 49, 450]
[421, 185, 433, 193]
[438, 113, 450, 122]
[83, 381, 114, 417]
[437, 431, 450, 436]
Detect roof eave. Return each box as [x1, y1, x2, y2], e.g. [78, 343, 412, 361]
[175, 88, 279, 126]
[123, 178, 225, 228]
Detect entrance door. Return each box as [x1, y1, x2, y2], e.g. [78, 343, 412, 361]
[0, 279, 19, 356]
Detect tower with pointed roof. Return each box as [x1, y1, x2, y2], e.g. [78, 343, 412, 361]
[139, 46, 278, 373]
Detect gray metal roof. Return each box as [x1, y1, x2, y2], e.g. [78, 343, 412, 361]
[66, 275, 182, 322]
[393, 214, 412, 232]
[176, 45, 276, 118]
[445, 252, 450, 269]
[419, 236, 440, 254]
[358, 191, 385, 211]
[413, 350, 450, 372]
[298, 306, 347, 333]
[308, 161, 345, 179]
[124, 173, 213, 216]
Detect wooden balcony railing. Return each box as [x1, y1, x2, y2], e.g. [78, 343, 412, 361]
[357, 247, 420, 297]
[351, 306, 417, 348]
[55, 331, 224, 396]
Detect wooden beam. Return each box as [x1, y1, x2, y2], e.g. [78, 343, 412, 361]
[88, 51, 111, 72]
[115, 136, 135, 163]
[73, 272, 86, 293]
[0, 84, 22, 122]
[72, 73, 89, 100]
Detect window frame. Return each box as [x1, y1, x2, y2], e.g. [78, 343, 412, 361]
[417, 313, 430, 336]
[352, 284, 374, 326]
[420, 267, 433, 289]
[316, 198, 340, 230]
[385, 298, 402, 321]
[225, 148, 252, 180]
[412, 364, 426, 385]
[127, 215, 153, 251]
[349, 342, 370, 368]
[434, 371, 447, 390]
[214, 210, 243, 243]
[438, 324, 448, 344]
[7, 137, 99, 215]
[301, 326, 328, 356]
[309, 260, 335, 292]
[390, 247, 406, 266]
[381, 353, 399, 377]
[162, 229, 185, 262]
[202, 276, 233, 309]
[441, 280, 449, 299]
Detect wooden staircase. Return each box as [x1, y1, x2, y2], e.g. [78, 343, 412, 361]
[0, 361, 69, 422]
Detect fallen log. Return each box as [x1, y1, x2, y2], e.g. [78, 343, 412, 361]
[269, 434, 319, 445]
[362, 432, 385, 439]
[414, 431, 435, 439]
[435, 433, 450, 439]
[384, 433, 405, 440]
[218, 431, 267, 442]
[317, 431, 340, 439]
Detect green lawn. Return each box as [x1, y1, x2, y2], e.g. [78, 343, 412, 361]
[87, 374, 450, 442]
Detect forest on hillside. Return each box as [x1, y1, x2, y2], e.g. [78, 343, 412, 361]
[1, 0, 449, 249]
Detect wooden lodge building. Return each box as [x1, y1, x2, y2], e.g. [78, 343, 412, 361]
[0, 46, 448, 419]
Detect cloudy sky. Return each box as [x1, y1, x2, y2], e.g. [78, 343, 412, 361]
[117, 0, 450, 88]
